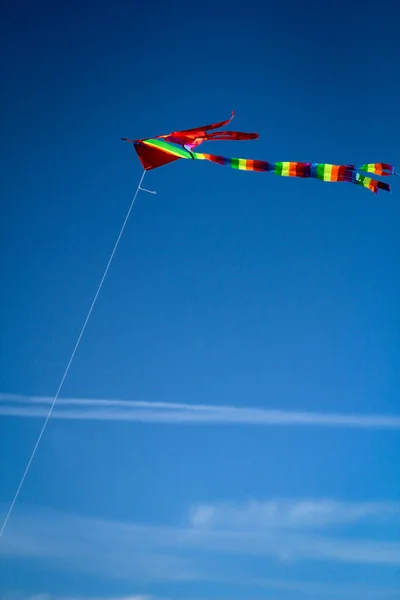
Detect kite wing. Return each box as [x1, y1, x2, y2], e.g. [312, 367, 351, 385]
[131, 139, 193, 171]
[123, 111, 258, 170]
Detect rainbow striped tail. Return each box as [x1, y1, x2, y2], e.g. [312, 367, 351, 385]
[193, 153, 395, 194]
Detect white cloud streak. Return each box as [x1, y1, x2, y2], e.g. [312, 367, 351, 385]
[2, 501, 400, 600]
[189, 499, 400, 530]
[0, 507, 200, 582]
[1, 393, 399, 430]
[1, 500, 400, 576]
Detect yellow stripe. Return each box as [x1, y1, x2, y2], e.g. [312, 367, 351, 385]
[324, 164, 333, 181]
[363, 176, 372, 188]
[281, 162, 290, 176]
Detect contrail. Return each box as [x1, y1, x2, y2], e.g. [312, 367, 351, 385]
[1, 393, 399, 429]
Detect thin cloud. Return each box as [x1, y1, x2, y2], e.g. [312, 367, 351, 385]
[1, 501, 400, 574]
[1, 393, 400, 429]
[189, 499, 400, 530]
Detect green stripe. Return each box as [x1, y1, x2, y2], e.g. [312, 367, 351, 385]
[316, 164, 325, 180]
[359, 164, 377, 175]
[144, 138, 192, 159]
[357, 174, 366, 186]
[231, 158, 240, 169]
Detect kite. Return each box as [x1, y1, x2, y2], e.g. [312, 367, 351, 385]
[123, 111, 396, 194]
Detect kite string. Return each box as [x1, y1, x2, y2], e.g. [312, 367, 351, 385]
[0, 169, 146, 538]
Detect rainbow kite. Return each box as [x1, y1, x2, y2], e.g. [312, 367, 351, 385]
[123, 111, 395, 194]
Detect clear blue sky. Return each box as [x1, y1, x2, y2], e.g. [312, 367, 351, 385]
[1, 0, 399, 598]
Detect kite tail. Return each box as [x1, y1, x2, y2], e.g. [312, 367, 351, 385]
[193, 153, 394, 194]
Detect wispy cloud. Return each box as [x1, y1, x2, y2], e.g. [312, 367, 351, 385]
[2, 501, 400, 600]
[1, 500, 400, 577]
[1, 393, 400, 429]
[189, 499, 400, 530]
[0, 506, 200, 582]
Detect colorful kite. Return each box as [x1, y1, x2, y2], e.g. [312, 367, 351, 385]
[123, 111, 395, 194]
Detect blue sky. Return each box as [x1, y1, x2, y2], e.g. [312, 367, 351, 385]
[0, 0, 399, 598]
